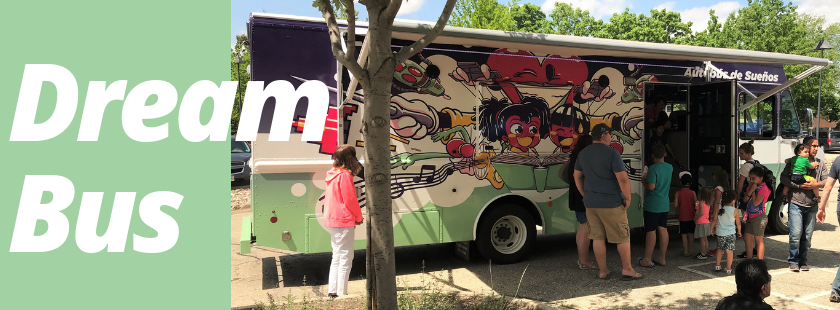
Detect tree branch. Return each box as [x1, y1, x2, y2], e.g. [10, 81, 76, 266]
[394, 0, 457, 63]
[382, 0, 402, 24]
[318, 0, 368, 80]
[344, 0, 357, 64]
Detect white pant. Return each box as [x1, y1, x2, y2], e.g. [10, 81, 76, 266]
[327, 226, 355, 295]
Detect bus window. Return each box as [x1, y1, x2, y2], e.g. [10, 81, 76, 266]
[780, 90, 801, 138]
[739, 92, 776, 139]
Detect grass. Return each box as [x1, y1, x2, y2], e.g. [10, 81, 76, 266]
[253, 260, 534, 310]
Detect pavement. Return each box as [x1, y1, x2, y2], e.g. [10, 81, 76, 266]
[231, 153, 840, 309]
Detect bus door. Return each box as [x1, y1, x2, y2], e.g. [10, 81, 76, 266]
[688, 80, 737, 189]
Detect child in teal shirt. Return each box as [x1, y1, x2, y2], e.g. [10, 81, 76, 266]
[782, 144, 819, 202]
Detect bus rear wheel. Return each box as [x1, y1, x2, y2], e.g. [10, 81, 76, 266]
[767, 190, 790, 235]
[476, 203, 536, 264]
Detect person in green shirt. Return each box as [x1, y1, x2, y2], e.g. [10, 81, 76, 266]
[782, 144, 819, 203]
[638, 143, 673, 268]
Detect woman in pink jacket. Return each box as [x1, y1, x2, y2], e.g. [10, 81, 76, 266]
[324, 145, 364, 298]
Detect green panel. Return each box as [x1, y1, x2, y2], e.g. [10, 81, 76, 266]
[545, 164, 569, 189]
[494, 163, 536, 190]
[438, 186, 511, 242]
[626, 193, 644, 228]
[240, 216, 252, 255]
[251, 172, 322, 252]
[393, 211, 441, 246]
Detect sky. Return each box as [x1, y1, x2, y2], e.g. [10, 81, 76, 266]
[231, 0, 840, 47]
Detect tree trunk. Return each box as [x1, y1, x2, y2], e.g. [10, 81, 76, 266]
[361, 11, 399, 310]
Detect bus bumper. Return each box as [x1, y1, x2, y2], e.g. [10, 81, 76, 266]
[240, 216, 252, 255]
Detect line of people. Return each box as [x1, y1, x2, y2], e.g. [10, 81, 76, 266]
[569, 125, 835, 306]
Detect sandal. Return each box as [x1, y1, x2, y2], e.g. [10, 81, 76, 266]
[620, 272, 643, 281]
[637, 257, 654, 268]
[577, 260, 597, 270]
[653, 260, 667, 267]
[597, 272, 612, 280]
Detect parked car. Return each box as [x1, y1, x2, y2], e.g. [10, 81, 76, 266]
[818, 131, 840, 152]
[231, 136, 252, 182]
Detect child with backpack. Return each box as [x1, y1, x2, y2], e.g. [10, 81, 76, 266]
[711, 190, 741, 274]
[782, 144, 820, 203]
[742, 166, 771, 260]
[694, 187, 714, 259]
[675, 172, 697, 257]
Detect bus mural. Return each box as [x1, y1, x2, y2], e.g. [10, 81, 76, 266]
[241, 13, 828, 264]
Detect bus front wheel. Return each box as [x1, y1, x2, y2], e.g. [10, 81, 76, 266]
[476, 204, 536, 264]
[767, 190, 790, 235]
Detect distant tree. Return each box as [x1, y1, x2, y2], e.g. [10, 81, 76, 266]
[230, 34, 250, 134]
[510, 2, 551, 33]
[450, 0, 514, 31]
[548, 2, 602, 36]
[595, 8, 693, 44]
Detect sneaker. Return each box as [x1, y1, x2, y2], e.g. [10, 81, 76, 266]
[790, 264, 800, 272]
[800, 265, 810, 271]
[696, 253, 708, 259]
[830, 291, 840, 303]
[715, 265, 721, 271]
[708, 249, 717, 256]
[737, 251, 747, 259]
[726, 269, 732, 275]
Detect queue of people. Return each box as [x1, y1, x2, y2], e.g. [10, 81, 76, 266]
[566, 123, 836, 305]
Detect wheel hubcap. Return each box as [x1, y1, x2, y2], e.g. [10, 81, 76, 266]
[491, 215, 527, 254]
[779, 202, 789, 228]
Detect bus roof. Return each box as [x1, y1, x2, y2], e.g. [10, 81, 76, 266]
[251, 13, 832, 67]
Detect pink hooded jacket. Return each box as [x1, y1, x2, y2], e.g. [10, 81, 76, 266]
[323, 167, 363, 228]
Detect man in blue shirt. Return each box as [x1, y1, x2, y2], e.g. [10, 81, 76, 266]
[639, 143, 672, 268]
[817, 155, 840, 303]
[573, 124, 642, 281]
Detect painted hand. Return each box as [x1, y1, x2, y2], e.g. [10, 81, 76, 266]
[390, 153, 417, 170]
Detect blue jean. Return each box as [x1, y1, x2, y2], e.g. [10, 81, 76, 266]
[833, 209, 840, 296]
[787, 203, 819, 265]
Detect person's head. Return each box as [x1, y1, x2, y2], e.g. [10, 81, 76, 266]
[572, 134, 593, 154]
[794, 143, 809, 158]
[590, 123, 613, 144]
[653, 119, 666, 136]
[713, 168, 731, 191]
[699, 186, 715, 206]
[651, 143, 666, 160]
[333, 145, 361, 176]
[655, 97, 666, 112]
[748, 166, 765, 185]
[739, 140, 755, 160]
[735, 258, 772, 300]
[721, 190, 737, 207]
[803, 136, 819, 157]
[679, 171, 693, 188]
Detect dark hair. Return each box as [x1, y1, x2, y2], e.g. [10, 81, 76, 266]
[735, 259, 772, 298]
[699, 186, 715, 206]
[334, 145, 361, 176]
[739, 139, 755, 155]
[566, 134, 593, 180]
[749, 166, 765, 180]
[713, 168, 731, 191]
[793, 143, 807, 156]
[803, 136, 817, 147]
[479, 96, 550, 142]
[651, 143, 666, 159]
[719, 190, 738, 215]
[680, 173, 692, 187]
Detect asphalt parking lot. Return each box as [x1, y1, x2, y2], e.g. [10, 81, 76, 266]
[231, 154, 840, 309]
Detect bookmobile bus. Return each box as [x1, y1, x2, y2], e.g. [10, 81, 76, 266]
[237, 13, 832, 264]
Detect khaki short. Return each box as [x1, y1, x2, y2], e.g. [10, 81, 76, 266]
[743, 213, 768, 237]
[586, 207, 630, 244]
